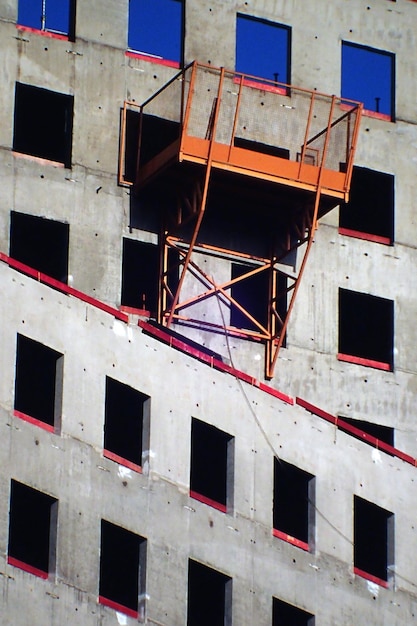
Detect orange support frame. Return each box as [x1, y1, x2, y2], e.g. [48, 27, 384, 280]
[121, 62, 362, 379]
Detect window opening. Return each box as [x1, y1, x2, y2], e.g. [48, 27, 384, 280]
[273, 458, 314, 550]
[236, 15, 291, 86]
[273, 597, 315, 626]
[128, 0, 183, 66]
[338, 288, 394, 370]
[121, 239, 159, 314]
[8, 480, 57, 578]
[339, 416, 394, 449]
[354, 495, 394, 586]
[190, 418, 234, 513]
[104, 377, 150, 471]
[17, 0, 76, 39]
[342, 42, 395, 120]
[230, 262, 269, 332]
[13, 82, 74, 167]
[99, 520, 146, 618]
[187, 559, 232, 626]
[10, 211, 69, 283]
[14, 334, 63, 432]
[339, 166, 394, 244]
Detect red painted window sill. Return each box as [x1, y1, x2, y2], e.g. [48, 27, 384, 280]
[272, 528, 309, 552]
[125, 50, 180, 69]
[16, 24, 69, 41]
[120, 305, 152, 317]
[8, 556, 49, 579]
[338, 353, 392, 372]
[103, 449, 142, 473]
[12, 151, 65, 168]
[99, 595, 138, 618]
[13, 409, 55, 433]
[233, 75, 287, 96]
[338, 227, 392, 246]
[340, 102, 391, 122]
[190, 490, 227, 513]
[354, 566, 389, 588]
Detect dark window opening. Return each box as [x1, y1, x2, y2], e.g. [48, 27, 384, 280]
[128, 0, 183, 65]
[187, 559, 232, 626]
[13, 82, 74, 167]
[339, 416, 394, 448]
[234, 137, 290, 160]
[230, 262, 269, 331]
[8, 480, 57, 577]
[14, 334, 63, 430]
[10, 211, 69, 283]
[99, 520, 146, 616]
[340, 166, 394, 243]
[17, 0, 76, 39]
[123, 111, 180, 184]
[236, 15, 291, 85]
[121, 239, 159, 314]
[339, 288, 394, 367]
[273, 458, 314, 547]
[342, 42, 395, 120]
[104, 377, 150, 469]
[190, 418, 234, 512]
[273, 597, 315, 626]
[354, 496, 394, 583]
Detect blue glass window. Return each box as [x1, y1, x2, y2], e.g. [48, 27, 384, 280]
[236, 15, 291, 85]
[17, 0, 73, 36]
[342, 42, 395, 119]
[128, 0, 183, 64]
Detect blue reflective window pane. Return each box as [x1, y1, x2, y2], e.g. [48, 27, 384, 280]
[128, 0, 182, 62]
[342, 43, 394, 116]
[18, 0, 42, 29]
[45, 0, 70, 34]
[236, 15, 290, 84]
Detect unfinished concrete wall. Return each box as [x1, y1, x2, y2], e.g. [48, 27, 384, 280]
[1, 0, 417, 624]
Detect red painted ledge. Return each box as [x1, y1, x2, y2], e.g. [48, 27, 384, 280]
[125, 50, 180, 69]
[273, 528, 309, 552]
[0, 252, 128, 323]
[99, 595, 138, 618]
[354, 566, 389, 588]
[340, 102, 391, 122]
[8, 556, 49, 579]
[138, 320, 294, 406]
[233, 75, 287, 96]
[13, 409, 55, 433]
[16, 24, 69, 41]
[103, 449, 142, 473]
[190, 490, 227, 513]
[337, 353, 392, 372]
[338, 227, 392, 246]
[296, 397, 417, 468]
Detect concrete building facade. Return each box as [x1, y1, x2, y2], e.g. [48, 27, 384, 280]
[1, 0, 417, 624]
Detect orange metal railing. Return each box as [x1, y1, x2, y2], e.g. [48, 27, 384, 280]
[119, 62, 362, 201]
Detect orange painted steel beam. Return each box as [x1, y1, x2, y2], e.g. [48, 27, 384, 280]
[125, 62, 363, 379]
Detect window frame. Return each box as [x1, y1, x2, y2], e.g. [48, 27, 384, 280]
[103, 376, 150, 473]
[339, 165, 394, 245]
[16, 0, 76, 41]
[14, 333, 63, 433]
[127, 0, 184, 69]
[235, 14, 291, 94]
[187, 559, 232, 626]
[353, 495, 394, 588]
[13, 82, 74, 168]
[273, 596, 315, 626]
[190, 418, 234, 513]
[273, 457, 315, 552]
[8, 480, 58, 579]
[99, 519, 147, 619]
[338, 288, 394, 371]
[341, 41, 395, 122]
